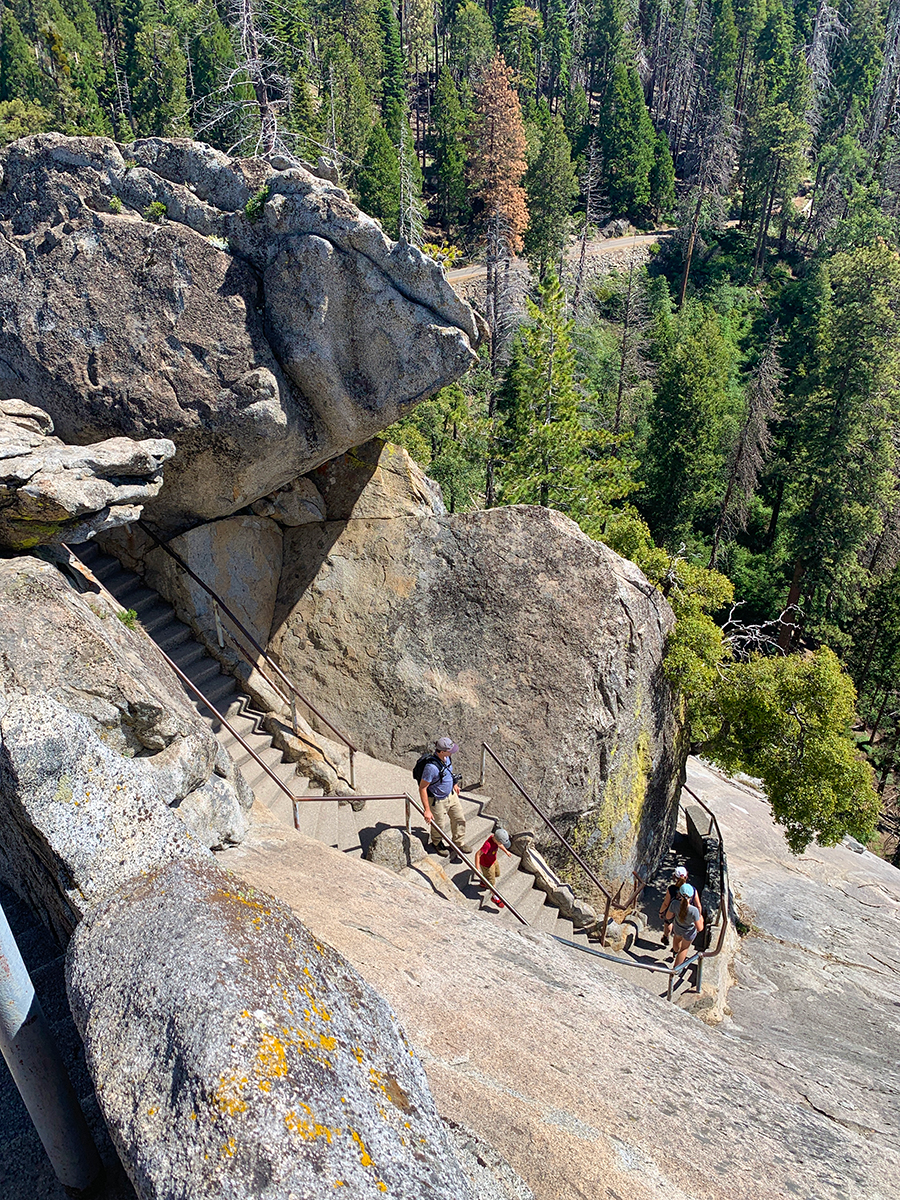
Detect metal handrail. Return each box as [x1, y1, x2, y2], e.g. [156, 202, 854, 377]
[309, 792, 530, 926]
[135, 520, 358, 788]
[680, 784, 731, 961]
[476, 742, 648, 946]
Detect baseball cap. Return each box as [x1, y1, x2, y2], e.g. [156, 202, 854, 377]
[434, 737, 459, 754]
[674, 866, 688, 879]
[679, 882, 694, 897]
[493, 827, 511, 848]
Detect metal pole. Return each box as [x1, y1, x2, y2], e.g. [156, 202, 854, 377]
[0, 901, 103, 1197]
[212, 600, 225, 649]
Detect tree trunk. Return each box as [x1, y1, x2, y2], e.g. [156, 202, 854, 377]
[678, 190, 704, 308]
[777, 558, 805, 650]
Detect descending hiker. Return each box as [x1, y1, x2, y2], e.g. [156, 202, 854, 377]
[665, 882, 705, 969]
[659, 866, 702, 946]
[416, 737, 467, 857]
[474, 826, 512, 908]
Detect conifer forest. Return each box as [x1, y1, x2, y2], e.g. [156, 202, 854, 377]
[4, 0, 900, 860]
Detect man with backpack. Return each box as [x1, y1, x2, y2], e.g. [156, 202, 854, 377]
[415, 737, 467, 857]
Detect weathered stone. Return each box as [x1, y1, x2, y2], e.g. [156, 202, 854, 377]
[141, 514, 284, 651]
[0, 135, 479, 528]
[66, 858, 477, 1200]
[220, 800, 900, 1200]
[270, 504, 680, 884]
[366, 827, 428, 873]
[251, 476, 327, 526]
[0, 398, 174, 550]
[309, 440, 447, 520]
[0, 556, 248, 936]
[442, 1119, 535, 1200]
[398, 858, 471, 906]
[263, 714, 353, 796]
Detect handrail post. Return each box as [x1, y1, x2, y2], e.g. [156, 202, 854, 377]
[405, 796, 411, 836]
[599, 897, 611, 948]
[212, 599, 225, 649]
[667, 970, 675, 1002]
[479, 743, 487, 790]
[0, 900, 104, 1197]
[290, 693, 299, 738]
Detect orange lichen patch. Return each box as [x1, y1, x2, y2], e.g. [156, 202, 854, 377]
[221, 1137, 236, 1158]
[256, 1031, 289, 1081]
[319, 1033, 337, 1051]
[368, 1069, 411, 1112]
[284, 1103, 338, 1144]
[348, 1128, 374, 1168]
[351, 1045, 365, 1065]
[212, 1073, 249, 1117]
[147, 1107, 157, 1117]
[334, 1182, 347, 1189]
[377, 1183, 387, 1193]
[295, 980, 333, 1024]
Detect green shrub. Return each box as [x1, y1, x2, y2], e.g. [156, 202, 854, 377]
[116, 608, 138, 631]
[244, 185, 271, 222]
[108, 196, 123, 214]
[142, 201, 167, 223]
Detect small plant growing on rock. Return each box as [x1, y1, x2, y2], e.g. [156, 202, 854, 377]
[116, 608, 138, 630]
[142, 201, 167, 223]
[244, 185, 270, 222]
[108, 196, 123, 214]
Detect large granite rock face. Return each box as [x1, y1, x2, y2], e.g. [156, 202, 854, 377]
[219, 796, 900, 1200]
[0, 398, 174, 550]
[0, 556, 249, 939]
[270, 503, 680, 883]
[0, 135, 479, 529]
[66, 857, 478, 1200]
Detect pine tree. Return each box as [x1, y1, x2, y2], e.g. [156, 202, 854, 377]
[776, 242, 900, 647]
[469, 51, 529, 502]
[377, 0, 405, 140]
[430, 66, 469, 227]
[598, 63, 656, 220]
[449, 1, 496, 79]
[469, 52, 529, 254]
[499, 271, 636, 527]
[524, 114, 578, 278]
[641, 299, 742, 541]
[357, 120, 401, 236]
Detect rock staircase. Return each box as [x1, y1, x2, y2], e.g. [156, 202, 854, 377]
[70, 541, 582, 941]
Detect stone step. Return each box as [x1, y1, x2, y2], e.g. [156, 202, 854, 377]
[70, 542, 585, 947]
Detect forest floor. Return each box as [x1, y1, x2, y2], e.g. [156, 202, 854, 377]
[447, 228, 674, 305]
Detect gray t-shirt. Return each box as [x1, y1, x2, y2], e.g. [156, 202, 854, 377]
[421, 757, 455, 799]
[667, 902, 701, 939]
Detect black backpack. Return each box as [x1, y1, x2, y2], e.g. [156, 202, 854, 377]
[413, 753, 451, 791]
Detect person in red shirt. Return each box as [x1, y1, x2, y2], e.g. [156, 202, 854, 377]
[474, 827, 512, 908]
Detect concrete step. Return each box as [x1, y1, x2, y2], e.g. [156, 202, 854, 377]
[70, 543, 583, 946]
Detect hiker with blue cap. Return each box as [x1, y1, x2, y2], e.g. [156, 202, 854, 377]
[416, 737, 467, 858]
[659, 865, 702, 947]
[665, 881, 705, 968]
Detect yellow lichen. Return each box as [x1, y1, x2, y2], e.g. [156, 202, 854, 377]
[221, 1137, 236, 1158]
[212, 1073, 249, 1117]
[348, 1128, 374, 1167]
[256, 1031, 289, 1081]
[284, 1103, 338, 1144]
